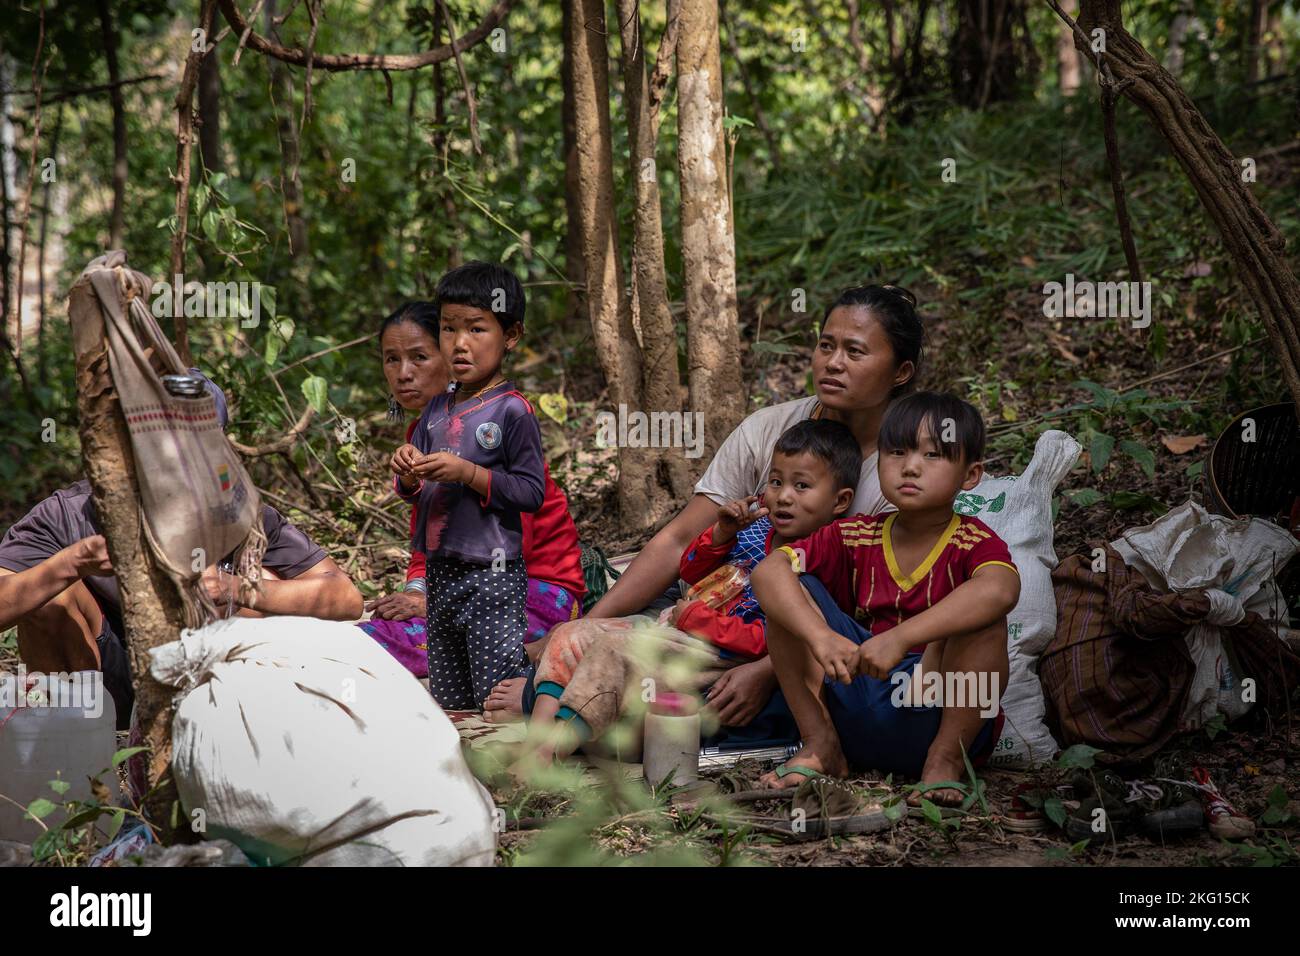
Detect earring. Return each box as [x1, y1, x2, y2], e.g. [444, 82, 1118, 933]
[386, 395, 403, 423]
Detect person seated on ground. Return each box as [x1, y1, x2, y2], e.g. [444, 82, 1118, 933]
[751, 391, 1020, 805]
[391, 262, 546, 711]
[512, 419, 860, 771]
[0, 376, 363, 728]
[360, 300, 585, 677]
[525, 285, 925, 728]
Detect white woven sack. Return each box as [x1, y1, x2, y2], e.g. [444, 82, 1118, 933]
[150, 617, 496, 866]
[951, 429, 1080, 769]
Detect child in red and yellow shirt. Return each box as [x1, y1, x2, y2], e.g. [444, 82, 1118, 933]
[752, 391, 1020, 803]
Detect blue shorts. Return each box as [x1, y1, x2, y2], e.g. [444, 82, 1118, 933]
[800, 574, 998, 779]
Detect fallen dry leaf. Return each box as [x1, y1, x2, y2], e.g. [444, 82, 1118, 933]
[1161, 434, 1207, 455]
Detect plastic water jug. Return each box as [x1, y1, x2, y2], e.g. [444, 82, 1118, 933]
[0, 670, 118, 844]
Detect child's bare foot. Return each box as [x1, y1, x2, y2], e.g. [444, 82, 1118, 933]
[758, 746, 849, 790]
[484, 677, 527, 722]
[909, 749, 968, 807]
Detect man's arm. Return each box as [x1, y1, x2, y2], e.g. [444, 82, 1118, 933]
[587, 494, 720, 618]
[209, 556, 363, 621]
[0, 536, 113, 631]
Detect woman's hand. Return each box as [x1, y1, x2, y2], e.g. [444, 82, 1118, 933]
[410, 451, 470, 484]
[705, 657, 777, 727]
[365, 591, 426, 621]
[713, 495, 768, 545]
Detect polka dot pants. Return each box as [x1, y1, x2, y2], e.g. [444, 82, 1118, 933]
[425, 554, 530, 710]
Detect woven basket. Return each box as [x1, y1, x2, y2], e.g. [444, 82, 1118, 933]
[1205, 402, 1300, 527]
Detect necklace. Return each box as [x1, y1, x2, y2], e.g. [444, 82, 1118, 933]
[449, 377, 507, 410]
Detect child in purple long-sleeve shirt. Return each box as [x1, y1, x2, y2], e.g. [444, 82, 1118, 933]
[392, 262, 545, 710]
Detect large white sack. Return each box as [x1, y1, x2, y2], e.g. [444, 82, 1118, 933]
[1111, 500, 1297, 729]
[951, 429, 1080, 769]
[149, 616, 497, 866]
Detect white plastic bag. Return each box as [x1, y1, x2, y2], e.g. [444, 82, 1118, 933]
[1110, 500, 1297, 729]
[952, 429, 1080, 768]
[150, 617, 497, 866]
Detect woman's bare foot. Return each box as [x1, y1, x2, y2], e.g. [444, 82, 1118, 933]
[909, 749, 968, 807]
[483, 677, 527, 722]
[758, 745, 849, 790]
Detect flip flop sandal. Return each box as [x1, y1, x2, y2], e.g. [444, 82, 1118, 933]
[768, 763, 825, 785]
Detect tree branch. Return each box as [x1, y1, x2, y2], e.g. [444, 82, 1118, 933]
[436, 0, 482, 155]
[215, 0, 517, 71]
[227, 404, 315, 457]
[648, 0, 681, 128]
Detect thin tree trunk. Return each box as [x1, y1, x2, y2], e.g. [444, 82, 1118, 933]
[431, 8, 461, 270]
[616, 0, 692, 510]
[677, 0, 744, 465]
[1057, 0, 1081, 94]
[1165, 4, 1192, 76]
[566, 0, 654, 523]
[169, 0, 217, 367]
[198, 32, 222, 175]
[718, 0, 780, 170]
[37, 101, 63, 386]
[264, 0, 311, 315]
[560, 0, 585, 323]
[1071, 0, 1300, 411]
[96, 0, 127, 250]
[69, 259, 185, 842]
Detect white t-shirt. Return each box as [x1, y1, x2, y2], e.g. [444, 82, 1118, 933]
[693, 396, 891, 516]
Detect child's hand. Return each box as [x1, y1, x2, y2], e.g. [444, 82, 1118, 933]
[858, 630, 910, 681]
[664, 597, 696, 627]
[714, 495, 768, 544]
[811, 628, 861, 685]
[391, 444, 423, 479]
[410, 451, 470, 484]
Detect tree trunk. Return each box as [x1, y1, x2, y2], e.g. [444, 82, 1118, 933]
[265, 0, 311, 315]
[96, 0, 127, 250]
[616, 0, 693, 515]
[951, 0, 1021, 108]
[560, 0, 585, 324]
[1057, 0, 1081, 95]
[567, 0, 663, 526]
[431, 8, 462, 270]
[198, 33, 222, 176]
[1073, 0, 1300, 411]
[37, 101, 63, 386]
[69, 260, 185, 842]
[676, 0, 744, 465]
[1165, 4, 1192, 76]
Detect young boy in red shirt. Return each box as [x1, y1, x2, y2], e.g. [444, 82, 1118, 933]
[752, 391, 1020, 803]
[514, 420, 862, 769]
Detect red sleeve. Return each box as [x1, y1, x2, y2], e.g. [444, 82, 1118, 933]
[961, 520, 1017, 579]
[676, 601, 766, 658]
[679, 525, 733, 584]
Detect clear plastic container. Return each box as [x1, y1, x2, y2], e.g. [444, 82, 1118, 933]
[642, 692, 700, 790]
[0, 671, 118, 844]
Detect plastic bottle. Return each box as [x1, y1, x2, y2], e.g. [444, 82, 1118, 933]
[0, 671, 118, 844]
[642, 692, 701, 790]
